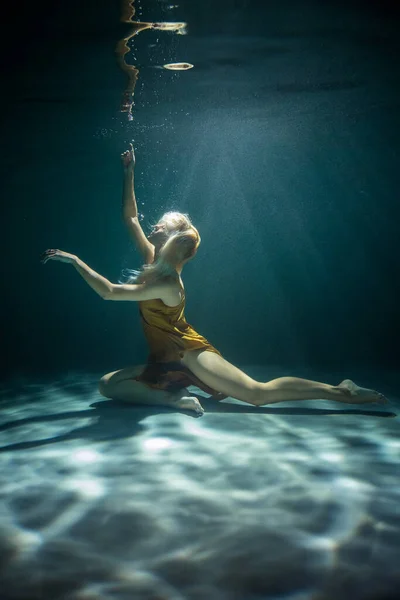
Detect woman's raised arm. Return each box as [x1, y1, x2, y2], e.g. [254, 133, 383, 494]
[121, 144, 155, 264]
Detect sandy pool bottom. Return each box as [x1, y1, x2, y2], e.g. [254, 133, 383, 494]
[0, 366, 399, 600]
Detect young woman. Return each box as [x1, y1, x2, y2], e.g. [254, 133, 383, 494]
[41, 146, 387, 416]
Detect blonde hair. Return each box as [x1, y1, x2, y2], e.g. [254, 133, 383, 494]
[154, 211, 193, 234]
[123, 212, 201, 284]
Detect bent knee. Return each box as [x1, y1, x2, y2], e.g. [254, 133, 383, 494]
[98, 374, 112, 398]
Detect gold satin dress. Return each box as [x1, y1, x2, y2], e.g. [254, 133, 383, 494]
[134, 289, 227, 399]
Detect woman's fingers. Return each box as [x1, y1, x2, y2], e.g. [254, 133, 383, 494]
[41, 252, 50, 263]
[121, 145, 134, 158]
[41, 249, 58, 263]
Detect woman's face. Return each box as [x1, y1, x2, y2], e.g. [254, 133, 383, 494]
[148, 221, 169, 247]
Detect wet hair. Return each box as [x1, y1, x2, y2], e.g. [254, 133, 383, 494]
[152, 211, 193, 235]
[122, 212, 201, 284]
[159, 226, 201, 265]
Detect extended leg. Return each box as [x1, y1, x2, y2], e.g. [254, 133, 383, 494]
[260, 376, 387, 405]
[181, 350, 387, 406]
[98, 365, 205, 416]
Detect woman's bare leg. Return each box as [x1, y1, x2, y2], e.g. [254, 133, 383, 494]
[181, 350, 387, 406]
[98, 365, 205, 416]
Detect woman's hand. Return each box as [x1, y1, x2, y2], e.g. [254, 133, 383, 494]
[41, 249, 76, 265]
[121, 143, 136, 170]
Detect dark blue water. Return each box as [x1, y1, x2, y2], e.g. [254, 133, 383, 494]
[1, 1, 399, 598]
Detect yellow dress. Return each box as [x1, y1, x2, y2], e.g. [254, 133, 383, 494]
[133, 289, 226, 399]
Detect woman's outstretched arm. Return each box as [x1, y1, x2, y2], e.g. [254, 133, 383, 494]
[41, 249, 171, 302]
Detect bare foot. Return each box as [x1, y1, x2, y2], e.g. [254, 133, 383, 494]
[338, 379, 388, 405]
[173, 395, 205, 417]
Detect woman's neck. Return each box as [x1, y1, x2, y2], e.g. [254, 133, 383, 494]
[154, 250, 183, 275]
